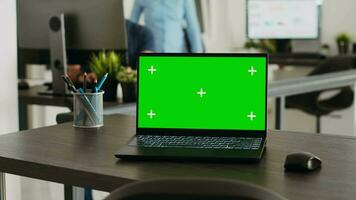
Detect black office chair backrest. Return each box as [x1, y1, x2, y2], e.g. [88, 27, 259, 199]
[311, 56, 353, 99]
[309, 56, 353, 76]
[286, 56, 354, 115]
[309, 56, 354, 110]
[56, 112, 73, 124]
[104, 178, 287, 200]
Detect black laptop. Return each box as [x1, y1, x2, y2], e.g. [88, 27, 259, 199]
[116, 53, 268, 161]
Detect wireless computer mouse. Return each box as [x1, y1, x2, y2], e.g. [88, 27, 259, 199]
[284, 152, 322, 172]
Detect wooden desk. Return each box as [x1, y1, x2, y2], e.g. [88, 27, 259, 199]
[0, 114, 355, 200]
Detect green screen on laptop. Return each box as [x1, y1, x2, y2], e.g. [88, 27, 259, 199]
[138, 55, 267, 131]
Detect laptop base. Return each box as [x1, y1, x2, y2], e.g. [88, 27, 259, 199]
[116, 136, 266, 162]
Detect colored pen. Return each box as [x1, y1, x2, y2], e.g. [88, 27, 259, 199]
[61, 75, 77, 92]
[83, 72, 87, 92]
[92, 79, 97, 93]
[65, 74, 76, 90]
[95, 73, 108, 93]
[62, 75, 98, 124]
[78, 88, 99, 123]
[82, 72, 87, 124]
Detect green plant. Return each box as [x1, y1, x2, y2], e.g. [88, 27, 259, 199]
[244, 39, 260, 49]
[321, 43, 330, 49]
[89, 51, 122, 79]
[259, 39, 277, 54]
[244, 39, 277, 54]
[336, 33, 351, 43]
[116, 66, 137, 83]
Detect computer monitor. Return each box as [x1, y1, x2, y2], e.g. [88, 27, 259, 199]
[247, 0, 320, 39]
[247, 0, 320, 53]
[17, 0, 127, 95]
[137, 54, 267, 131]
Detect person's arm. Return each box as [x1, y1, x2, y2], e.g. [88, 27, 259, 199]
[130, 0, 144, 23]
[184, 0, 204, 53]
[141, 26, 156, 52]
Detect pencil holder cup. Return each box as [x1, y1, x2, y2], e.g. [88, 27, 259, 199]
[73, 91, 104, 128]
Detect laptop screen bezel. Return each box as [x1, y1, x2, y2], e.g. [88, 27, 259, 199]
[136, 53, 268, 138]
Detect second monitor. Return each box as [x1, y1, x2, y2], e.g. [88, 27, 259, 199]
[17, 0, 127, 95]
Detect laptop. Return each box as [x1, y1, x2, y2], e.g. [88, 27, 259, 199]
[116, 53, 268, 162]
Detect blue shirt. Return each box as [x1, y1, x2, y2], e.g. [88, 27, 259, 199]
[130, 0, 203, 53]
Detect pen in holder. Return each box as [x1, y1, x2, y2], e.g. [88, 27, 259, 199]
[73, 91, 104, 128]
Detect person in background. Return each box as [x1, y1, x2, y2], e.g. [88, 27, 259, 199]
[126, 20, 155, 69]
[68, 20, 155, 83]
[130, 0, 204, 53]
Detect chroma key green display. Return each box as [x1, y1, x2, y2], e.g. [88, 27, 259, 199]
[138, 55, 267, 131]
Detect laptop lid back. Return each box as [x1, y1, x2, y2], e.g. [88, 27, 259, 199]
[136, 53, 268, 138]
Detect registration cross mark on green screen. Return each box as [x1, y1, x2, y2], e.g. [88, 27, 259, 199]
[138, 55, 267, 131]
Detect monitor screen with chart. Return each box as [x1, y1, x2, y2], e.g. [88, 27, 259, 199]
[247, 0, 320, 39]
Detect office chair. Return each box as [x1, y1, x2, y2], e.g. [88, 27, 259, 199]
[56, 112, 73, 124]
[104, 178, 287, 200]
[286, 56, 354, 133]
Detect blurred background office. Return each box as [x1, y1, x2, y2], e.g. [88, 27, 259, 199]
[130, 0, 204, 53]
[2, 0, 356, 199]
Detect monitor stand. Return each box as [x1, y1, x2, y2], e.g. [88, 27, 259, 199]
[275, 39, 292, 53]
[40, 13, 69, 96]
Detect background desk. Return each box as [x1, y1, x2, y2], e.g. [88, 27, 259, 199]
[18, 85, 73, 130]
[19, 67, 356, 133]
[18, 85, 126, 130]
[269, 53, 326, 66]
[19, 85, 73, 107]
[0, 114, 356, 200]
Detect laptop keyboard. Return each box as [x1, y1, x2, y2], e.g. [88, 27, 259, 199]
[135, 135, 263, 150]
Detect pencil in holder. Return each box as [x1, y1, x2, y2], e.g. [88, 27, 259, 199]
[73, 91, 104, 128]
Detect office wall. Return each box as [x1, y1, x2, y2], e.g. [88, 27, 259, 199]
[124, 0, 133, 18]
[205, 0, 356, 54]
[0, 0, 21, 199]
[321, 0, 356, 54]
[0, 0, 18, 133]
[200, 0, 246, 52]
[125, 0, 356, 54]
[122, 0, 245, 52]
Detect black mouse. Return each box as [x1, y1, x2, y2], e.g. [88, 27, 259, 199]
[284, 152, 322, 172]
